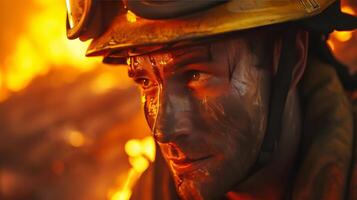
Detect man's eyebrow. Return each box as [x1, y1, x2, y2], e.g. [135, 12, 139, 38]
[170, 45, 212, 70]
[128, 45, 212, 78]
[128, 57, 150, 78]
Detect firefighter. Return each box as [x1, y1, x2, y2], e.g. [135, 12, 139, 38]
[66, 0, 357, 199]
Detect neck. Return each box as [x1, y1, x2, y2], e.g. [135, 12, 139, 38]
[226, 89, 301, 200]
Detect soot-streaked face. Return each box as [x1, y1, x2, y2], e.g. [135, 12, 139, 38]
[128, 37, 272, 200]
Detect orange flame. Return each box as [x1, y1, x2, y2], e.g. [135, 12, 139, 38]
[341, 5, 356, 15]
[109, 136, 155, 200]
[0, 0, 101, 102]
[333, 31, 353, 42]
[327, 4, 356, 56]
[126, 10, 137, 23]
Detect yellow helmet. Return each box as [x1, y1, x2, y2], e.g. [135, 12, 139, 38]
[65, 0, 355, 58]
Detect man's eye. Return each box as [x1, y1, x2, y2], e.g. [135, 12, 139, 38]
[189, 71, 201, 81]
[135, 78, 153, 89]
[186, 70, 211, 88]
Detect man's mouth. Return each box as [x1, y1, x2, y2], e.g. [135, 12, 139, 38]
[169, 155, 212, 175]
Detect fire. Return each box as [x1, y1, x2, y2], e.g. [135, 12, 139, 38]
[1, 0, 355, 199]
[342, 5, 356, 15]
[329, 5, 356, 44]
[125, 139, 142, 157]
[90, 72, 124, 95]
[327, 40, 335, 51]
[1, 1, 149, 199]
[0, 0, 101, 102]
[125, 137, 156, 162]
[67, 129, 86, 148]
[109, 136, 156, 200]
[333, 31, 353, 42]
[4, 36, 47, 92]
[327, 4, 356, 57]
[126, 10, 137, 23]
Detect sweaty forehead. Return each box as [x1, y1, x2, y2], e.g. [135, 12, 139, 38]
[128, 44, 212, 71]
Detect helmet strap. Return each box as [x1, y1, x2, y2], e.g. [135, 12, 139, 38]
[248, 28, 298, 176]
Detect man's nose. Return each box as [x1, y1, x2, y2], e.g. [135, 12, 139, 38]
[153, 90, 193, 143]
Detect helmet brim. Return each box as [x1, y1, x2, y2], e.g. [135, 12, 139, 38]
[86, 0, 335, 57]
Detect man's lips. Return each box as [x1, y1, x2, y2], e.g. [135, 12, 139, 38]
[169, 155, 212, 175]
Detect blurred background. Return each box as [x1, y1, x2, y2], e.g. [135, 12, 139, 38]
[0, 0, 356, 200]
[0, 0, 152, 199]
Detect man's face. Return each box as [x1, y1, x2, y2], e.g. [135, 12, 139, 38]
[128, 36, 272, 200]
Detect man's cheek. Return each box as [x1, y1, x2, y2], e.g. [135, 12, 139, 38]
[197, 95, 246, 135]
[143, 94, 159, 130]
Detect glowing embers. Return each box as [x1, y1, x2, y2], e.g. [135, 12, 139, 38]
[328, 30, 354, 52]
[332, 31, 353, 42]
[326, 2, 357, 70]
[126, 10, 137, 23]
[108, 136, 155, 200]
[66, 129, 86, 147]
[341, 5, 356, 15]
[327, 4, 356, 48]
[327, 40, 336, 51]
[125, 137, 156, 162]
[326, 1, 356, 49]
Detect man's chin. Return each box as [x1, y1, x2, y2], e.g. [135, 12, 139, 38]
[177, 179, 204, 200]
[174, 172, 225, 200]
[177, 180, 227, 200]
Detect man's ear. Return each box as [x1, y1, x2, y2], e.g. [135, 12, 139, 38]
[273, 30, 309, 88]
